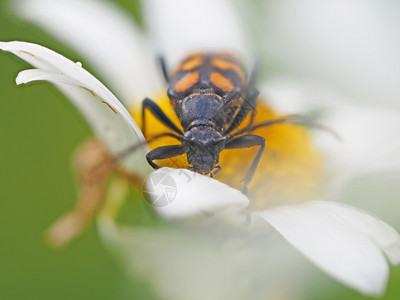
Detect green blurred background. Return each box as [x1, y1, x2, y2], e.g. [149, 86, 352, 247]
[0, 0, 399, 299]
[0, 0, 156, 299]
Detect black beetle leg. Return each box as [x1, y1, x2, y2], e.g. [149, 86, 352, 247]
[142, 97, 183, 139]
[146, 145, 187, 169]
[225, 134, 266, 194]
[243, 88, 259, 128]
[212, 165, 222, 177]
[158, 56, 169, 83]
[224, 87, 259, 135]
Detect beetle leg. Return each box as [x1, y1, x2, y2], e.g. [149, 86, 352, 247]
[224, 87, 259, 134]
[242, 58, 260, 127]
[142, 97, 183, 139]
[225, 134, 266, 195]
[231, 115, 340, 141]
[244, 88, 259, 127]
[248, 59, 259, 85]
[212, 165, 222, 177]
[146, 145, 187, 169]
[158, 56, 169, 83]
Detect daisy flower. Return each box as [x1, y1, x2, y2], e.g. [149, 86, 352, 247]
[1, 0, 400, 299]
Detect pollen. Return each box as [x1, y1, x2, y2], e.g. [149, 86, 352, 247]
[130, 94, 324, 209]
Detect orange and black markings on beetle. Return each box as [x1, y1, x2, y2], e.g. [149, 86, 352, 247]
[140, 52, 315, 194]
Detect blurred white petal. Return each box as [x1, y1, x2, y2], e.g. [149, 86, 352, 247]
[262, 78, 400, 177]
[15, 0, 163, 106]
[0, 41, 150, 174]
[99, 179, 319, 300]
[328, 169, 400, 232]
[250, 0, 400, 107]
[145, 167, 249, 220]
[142, 0, 251, 69]
[315, 201, 400, 265]
[255, 200, 400, 296]
[99, 222, 275, 300]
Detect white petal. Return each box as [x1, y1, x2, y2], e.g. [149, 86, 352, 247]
[314, 201, 400, 266]
[15, 0, 163, 106]
[16, 69, 82, 86]
[254, 200, 400, 296]
[262, 79, 400, 176]
[98, 179, 312, 300]
[252, 0, 400, 107]
[142, 0, 251, 69]
[329, 169, 400, 232]
[0, 41, 134, 128]
[0, 41, 151, 175]
[144, 167, 249, 220]
[98, 222, 281, 300]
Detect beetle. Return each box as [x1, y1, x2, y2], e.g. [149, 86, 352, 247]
[140, 53, 302, 193]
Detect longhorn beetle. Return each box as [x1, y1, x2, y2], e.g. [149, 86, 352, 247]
[139, 53, 313, 194]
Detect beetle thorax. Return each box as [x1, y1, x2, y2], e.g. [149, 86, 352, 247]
[178, 93, 225, 131]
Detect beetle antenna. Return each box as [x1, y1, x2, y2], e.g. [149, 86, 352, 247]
[228, 115, 341, 141]
[91, 132, 183, 179]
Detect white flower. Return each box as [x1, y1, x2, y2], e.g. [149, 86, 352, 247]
[2, 0, 400, 299]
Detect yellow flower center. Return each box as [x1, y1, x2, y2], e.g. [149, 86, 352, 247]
[131, 93, 324, 209]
